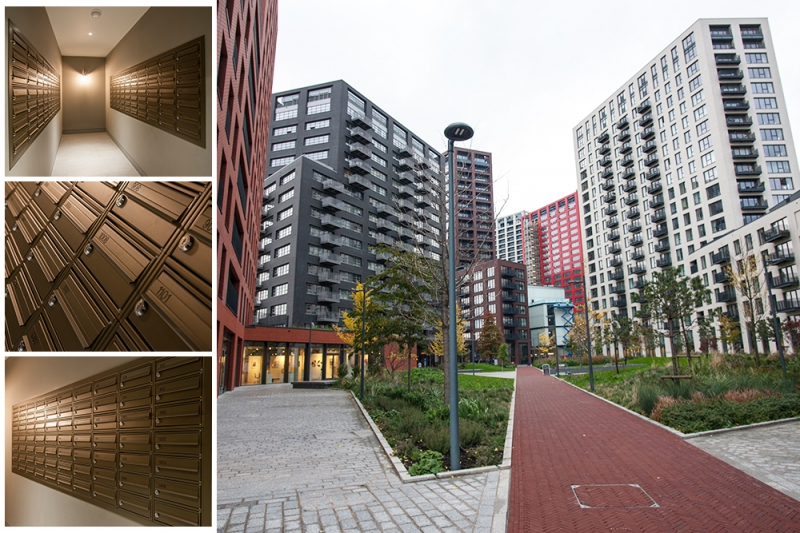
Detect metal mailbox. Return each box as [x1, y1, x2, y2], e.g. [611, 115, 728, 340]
[120, 386, 152, 410]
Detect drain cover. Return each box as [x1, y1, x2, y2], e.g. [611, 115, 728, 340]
[571, 484, 659, 509]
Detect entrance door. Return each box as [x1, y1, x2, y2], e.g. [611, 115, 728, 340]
[218, 331, 231, 394]
[325, 346, 341, 379]
[266, 344, 286, 383]
[241, 342, 265, 385]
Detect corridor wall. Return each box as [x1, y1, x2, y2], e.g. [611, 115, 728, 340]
[62, 56, 105, 133]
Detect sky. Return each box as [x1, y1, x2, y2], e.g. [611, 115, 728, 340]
[271, 0, 800, 218]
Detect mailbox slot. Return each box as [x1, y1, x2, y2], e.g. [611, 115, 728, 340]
[155, 374, 201, 403]
[92, 482, 116, 506]
[156, 356, 201, 380]
[119, 452, 151, 475]
[119, 385, 152, 410]
[119, 362, 152, 389]
[119, 407, 152, 430]
[118, 489, 151, 519]
[155, 401, 201, 427]
[119, 471, 151, 496]
[154, 431, 200, 455]
[119, 433, 151, 453]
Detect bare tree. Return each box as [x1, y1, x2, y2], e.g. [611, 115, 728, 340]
[725, 252, 768, 365]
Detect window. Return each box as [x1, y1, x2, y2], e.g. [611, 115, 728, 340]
[711, 217, 726, 233]
[305, 135, 329, 146]
[709, 200, 723, 215]
[272, 140, 295, 151]
[272, 283, 289, 297]
[761, 128, 784, 141]
[754, 97, 778, 109]
[687, 61, 699, 77]
[696, 120, 709, 135]
[751, 82, 774, 94]
[274, 125, 296, 136]
[700, 151, 715, 167]
[764, 145, 787, 157]
[703, 167, 718, 183]
[277, 207, 293, 221]
[698, 136, 712, 152]
[307, 150, 328, 161]
[279, 189, 295, 203]
[766, 161, 791, 174]
[279, 171, 295, 185]
[273, 264, 290, 277]
[275, 109, 297, 121]
[745, 53, 768, 64]
[748, 67, 771, 78]
[370, 153, 386, 167]
[306, 119, 330, 130]
[689, 75, 702, 91]
[275, 244, 291, 258]
[307, 102, 330, 115]
[757, 113, 781, 125]
[270, 303, 287, 316]
[693, 105, 707, 121]
[271, 156, 294, 167]
[276, 226, 292, 239]
[770, 177, 794, 190]
[690, 90, 704, 106]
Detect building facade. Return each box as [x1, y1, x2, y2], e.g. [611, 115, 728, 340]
[528, 286, 574, 358]
[449, 148, 495, 268]
[521, 192, 585, 309]
[255, 81, 444, 328]
[574, 19, 799, 334]
[462, 260, 530, 364]
[496, 211, 526, 263]
[216, 0, 278, 394]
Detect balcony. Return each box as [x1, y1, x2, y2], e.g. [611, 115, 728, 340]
[609, 243, 622, 255]
[500, 266, 515, 277]
[599, 143, 611, 155]
[777, 298, 800, 313]
[623, 180, 637, 193]
[257, 276, 268, 289]
[320, 233, 343, 247]
[711, 249, 731, 265]
[730, 132, 756, 144]
[718, 68, 744, 80]
[648, 181, 663, 195]
[710, 29, 733, 40]
[713, 269, 730, 285]
[501, 292, 515, 302]
[610, 258, 623, 270]
[611, 296, 627, 308]
[644, 154, 659, 168]
[318, 271, 340, 284]
[652, 209, 666, 222]
[716, 289, 737, 303]
[375, 203, 396, 218]
[632, 248, 645, 261]
[634, 277, 646, 289]
[395, 157, 414, 171]
[720, 84, 747, 97]
[394, 143, 413, 158]
[621, 167, 636, 180]
[601, 179, 615, 191]
[627, 207, 641, 219]
[653, 224, 668, 237]
[629, 221, 642, 233]
[620, 141, 632, 154]
[724, 100, 750, 112]
[609, 269, 624, 280]
[601, 167, 614, 180]
[346, 143, 370, 160]
[635, 291, 648, 304]
[618, 116, 630, 130]
[724, 309, 740, 320]
[321, 214, 348, 229]
[726, 115, 753, 128]
[732, 148, 759, 160]
[646, 167, 661, 180]
[317, 290, 340, 303]
[740, 199, 769, 211]
[396, 198, 415, 211]
[631, 262, 646, 274]
[643, 140, 658, 154]
[396, 171, 415, 184]
[609, 230, 620, 241]
[770, 273, 800, 290]
[316, 311, 340, 323]
[768, 250, 795, 265]
[604, 192, 617, 204]
[348, 125, 372, 144]
[345, 159, 370, 175]
[656, 255, 672, 268]
[639, 113, 653, 127]
[630, 234, 643, 247]
[715, 54, 740, 65]
[641, 127, 655, 140]
[650, 195, 664, 208]
[599, 155, 613, 167]
[604, 205, 618, 216]
[261, 204, 273, 217]
[321, 196, 348, 212]
[637, 100, 651, 114]
[742, 29, 764, 41]
[617, 129, 631, 142]
[322, 178, 345, 195]
[734, 164, 761, 176]
[598, 131, 610, 143]
[395, 184, 415, 198]
[763, 227, 790, 243]
[622, 155, 635, 167]
[318, 252, 343, 265]
[654, 239, 670, 253]
[607, 216, 619, 228]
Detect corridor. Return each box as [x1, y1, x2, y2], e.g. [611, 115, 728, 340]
[51, 132, 139, 176]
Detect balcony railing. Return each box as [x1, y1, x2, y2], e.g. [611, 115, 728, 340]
[776, 298, 800, 313]
[711, 250, 731, 264]
[716, 289, 737, 303]
[763, 227, 790, 243]
[770, 273, 800, 290]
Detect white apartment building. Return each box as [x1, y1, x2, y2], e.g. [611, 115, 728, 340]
[573, 18, 799, 354]
[496, 211, 526, 264]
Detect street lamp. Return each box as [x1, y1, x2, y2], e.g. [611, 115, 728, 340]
[360, 282, 367, 400]
[444, 121, 474, 472]
[305, 322, 314, 382]
[761, 251, 787, 375]
[566, 277, 594, 391]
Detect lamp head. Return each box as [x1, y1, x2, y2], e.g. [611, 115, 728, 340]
[444, 122, 474, 142]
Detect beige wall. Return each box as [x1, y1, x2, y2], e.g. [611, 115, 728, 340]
[105, 6, 212, 176]
[5, 7, 62, 176]
[62, 56, 105, 133]
[5, 357, 142, 526]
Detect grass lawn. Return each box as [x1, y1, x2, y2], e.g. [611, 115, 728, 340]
[458, 362, 516, 373]
[336, 368, 513, 475]
[564, 353, 800, 433]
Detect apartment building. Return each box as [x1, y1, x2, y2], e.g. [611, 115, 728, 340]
[449, 148, 495, 268]
[521, 193, 585, 309]
[574, 18, 798, 330]
[496, 211, 526, 264]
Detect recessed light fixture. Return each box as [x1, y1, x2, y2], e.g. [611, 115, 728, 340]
[91, 9, 101, 18]
[88, 32, 93, 36]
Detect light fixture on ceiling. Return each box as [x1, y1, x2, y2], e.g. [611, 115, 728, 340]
[88, 32, 93, 36]
[91, 9, 101, 18]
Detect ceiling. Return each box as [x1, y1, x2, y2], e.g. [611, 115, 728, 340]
[45, 7, 149, 57]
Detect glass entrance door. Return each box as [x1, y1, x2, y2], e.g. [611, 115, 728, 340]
[267, 344, 286, 383]
[241, 342, 265, 385]
[325, 346, 341, 379]
[219, 331, 231, 394]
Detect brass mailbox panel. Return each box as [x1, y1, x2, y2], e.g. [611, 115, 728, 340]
[7, 22, 61, 169]
[5, 181, 211, 352]
[11, 357, 211, 526]
[110, 37, 205, 147]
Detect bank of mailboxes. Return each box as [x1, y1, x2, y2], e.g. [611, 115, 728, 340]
[7, 21, 62, 169]
[11, 357, 212, 527]
[110, 36, 205, 147]
[5, 181, 212, 351]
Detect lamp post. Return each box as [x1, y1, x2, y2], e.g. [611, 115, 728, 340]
[360, 282, 367, 400]
[472, 336, 476, 376]
[761, 251, 787, 375]
[444, 122, 474, 472]
[306, 322, 314, 382]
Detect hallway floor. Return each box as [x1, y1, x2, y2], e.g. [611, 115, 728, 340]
[51, 132, 140, 177]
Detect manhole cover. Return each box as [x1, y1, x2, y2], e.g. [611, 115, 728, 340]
[571, 484, 659, 509]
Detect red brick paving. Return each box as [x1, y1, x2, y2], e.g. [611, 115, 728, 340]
[508, 367, 800, 532]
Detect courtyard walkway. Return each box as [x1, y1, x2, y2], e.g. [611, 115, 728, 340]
[217, 385, 508, 533]
[508, 366, 800, 532]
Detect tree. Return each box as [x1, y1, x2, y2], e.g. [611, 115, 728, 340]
[335, 282, 386, 374]
[726, 252, 768, 365]
[609, 316, 635, 373]
[698, 310, 720, 355]
[429, 306, 469, 363]
[718, 312, 741, 353]
[637, 267, 709, 376]
[755, 318, 775, 355]
[477, 312, 503, 363]
[537, 331, 555, 359]
[566, 313, 589, 360]
[497, 343, 509, 367]
[782, 318, 800, 354]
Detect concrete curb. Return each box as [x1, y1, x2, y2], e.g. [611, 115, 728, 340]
[554, 371, 800, 440]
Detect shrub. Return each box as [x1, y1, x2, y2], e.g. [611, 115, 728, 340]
[635, 384, 661, 415]
[651, 396, 680, 422]
[721, 388, 776, 403]
[459, 418, 486, 447]
[408, 450, 445, 476]
[396, 408, 428, 438]
[658, 394, 800, 433]
[420, 424, 450, 454]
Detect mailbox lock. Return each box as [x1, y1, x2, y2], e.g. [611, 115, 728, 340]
[120, 463, 124, 468]
[116, 195, 127, 207]
[12, 223, 18, 232]
[84, 244, 93, 255]
[155, 512, 160, 519]
[54, 210, 62, 220]
[156, 372, 161, 378]
[156, 418, 161, 424]
[119, 481, 123, 487]
[119, 501, 124, 507]
[34, 188, 41, 197]
[48, 295, 57, 307]
[120, 443, 124, 448]
[179, 235, 194, 252]
[120, 402, 124, 407]
[155, 444, 160, 449]
[17, 340, 26, 352]
[156, 395, 161, 401]
[26, 252, 33, 262]
[156, 467, 160, 472]
[93, 443, 96, 447]
[120, 421, 124, 427]
[135, 299, 148, 316]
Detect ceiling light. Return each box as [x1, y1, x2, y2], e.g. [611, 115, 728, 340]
[88, 32, 93, 36]
[91, 10, 102, 18]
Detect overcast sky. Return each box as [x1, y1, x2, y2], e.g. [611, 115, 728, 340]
[271, 0, 800, 218]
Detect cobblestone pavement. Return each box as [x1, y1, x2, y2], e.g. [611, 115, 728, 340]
[507, 367, 800, 532]
[217, 385, 507, 533]
[689, 420, 800, 502]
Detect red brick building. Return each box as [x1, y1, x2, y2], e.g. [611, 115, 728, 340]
[216, 0, 278, 394]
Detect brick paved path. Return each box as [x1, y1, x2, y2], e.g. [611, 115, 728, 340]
[217, 385, 506, 533]
[508, 367, 800, 532]
[690, 421, 800, 502]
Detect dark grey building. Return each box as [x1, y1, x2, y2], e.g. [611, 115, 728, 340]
[254, 81, 444, 327]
